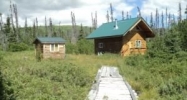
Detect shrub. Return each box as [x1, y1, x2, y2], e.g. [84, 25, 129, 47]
[77, 39, 94, 54]
[66, 42, 78, 54]
[9, 43, 29, 52]
[66, 39, 94, 54]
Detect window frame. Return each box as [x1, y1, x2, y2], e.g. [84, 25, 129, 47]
[98, 43, 104, 48]
[135, 40, 142, 48]
[50, 44, 59, 52]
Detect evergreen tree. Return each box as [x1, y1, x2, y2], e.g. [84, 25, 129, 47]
[78, 23, 84, 40]
[5, 17, 16, 43]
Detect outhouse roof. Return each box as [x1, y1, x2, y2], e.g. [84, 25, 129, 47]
[33, 37, 66, 44]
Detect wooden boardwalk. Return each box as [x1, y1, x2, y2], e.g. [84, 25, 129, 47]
[86, 66, 138, 100]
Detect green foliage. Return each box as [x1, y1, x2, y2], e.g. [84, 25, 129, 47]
[120, 22, 187, 99]
[178, 20, 187, 50]
[77, 39, 94, 54]
[0, 51, 3, 61]
[0, 18, 186, 100]
[120, 52, 187, 100]
[66, 39, 94, 54]
[66, 42, 78, 54]
[8, 43, 29, 52]
[1, 51, 101, 100]
[0, 52, 16, 100]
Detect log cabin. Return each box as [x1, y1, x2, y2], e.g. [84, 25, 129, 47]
[33, 37, 66, 59]
[86, 17, 155, 56]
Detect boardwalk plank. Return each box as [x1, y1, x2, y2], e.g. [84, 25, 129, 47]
[86, 66, 138, 100]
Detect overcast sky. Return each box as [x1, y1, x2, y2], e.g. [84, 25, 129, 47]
[0, 0, 187, 27]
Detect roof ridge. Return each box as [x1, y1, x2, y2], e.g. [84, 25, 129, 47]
[102, 17, 140, 25]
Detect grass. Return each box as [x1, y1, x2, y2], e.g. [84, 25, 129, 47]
[0, 51, 123, 100]
[1, 51, 187, 100]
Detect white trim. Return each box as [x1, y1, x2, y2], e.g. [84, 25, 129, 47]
[123, 19, 141, 36]
[50, 44, 59, 52]
[129, 19, 141, 32]
[135, 40, 141, 48]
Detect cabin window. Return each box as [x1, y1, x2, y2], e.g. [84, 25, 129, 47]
[135, 40, 141, 48]
[50, 44, 59, 52]
[99, 43, 103, 48]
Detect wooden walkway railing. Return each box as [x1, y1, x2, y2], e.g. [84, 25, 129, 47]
[86, 66, 138, 100]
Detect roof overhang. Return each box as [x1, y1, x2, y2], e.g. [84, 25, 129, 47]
[86, 35, 122, 39]
[33, 37, 66, 44]
[125, 18, 155, 38]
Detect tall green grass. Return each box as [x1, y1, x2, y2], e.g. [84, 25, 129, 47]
[1, 51, 187, 99]
[0, 51, 122, 100]
[118, 53, 187, 100]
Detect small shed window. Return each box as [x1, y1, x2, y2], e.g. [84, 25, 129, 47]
[50, 44, 59, 52]
[135, 40, 141, 48]
[99, 43, 103, 48]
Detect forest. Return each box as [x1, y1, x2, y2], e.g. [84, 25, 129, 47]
[0, 1, 187, 100]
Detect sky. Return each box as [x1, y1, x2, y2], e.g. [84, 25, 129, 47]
[0, 0, 187, 27]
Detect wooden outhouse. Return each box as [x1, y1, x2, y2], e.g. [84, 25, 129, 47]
[33, 37, 66, 59]
[87, 17, 155, 56]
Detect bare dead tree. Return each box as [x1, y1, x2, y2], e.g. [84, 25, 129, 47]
[45, 16, 47, 36]
[150, 12, 153, 28]
[110, 3, 114, 22]
[33, 20, 36, 38]
[161, 11, 164, 32]
[71, 11, 77, 44]
[0, 13, 3, 31]
[172, 14, 176, 24]
[160, 11, 165, 35]
[165, 7, 168, 28]
[9, 0, 14, 31]
[35, 17, 38, 36]
[126, 12, 129, 19]
[94, 11, 97, 29]
[13, 4, 19, 42]
[106, 10, 110, 22]
[122, 11, 125, 20]
[158, 11, 159, 29]
[0, 13, 3, 48]
[137, 6, 141, 17]
[91, 12, 94, 29]
[185, 5, 187, 19]
[178, 2, 182, 22]
[168, 13, 171, 28]
[155, 8, 159, 32]
[91, 11, 97, 30]
[49, 17, 53, 37]
[24, 17, 27, 34]
[13, 4, 18, 30]
[58, 21, 61, 37]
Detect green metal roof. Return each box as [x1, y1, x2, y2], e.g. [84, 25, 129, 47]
[86, 17, 141, 39]
[34, 37, 66, 44]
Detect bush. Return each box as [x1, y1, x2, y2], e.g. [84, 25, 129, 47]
[66, 42, 78, 54]
[66, 39, 94, 54]
[77, 39, 94, 54]
[0, 51, 3, 61]
[9, 43, 29, 52]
